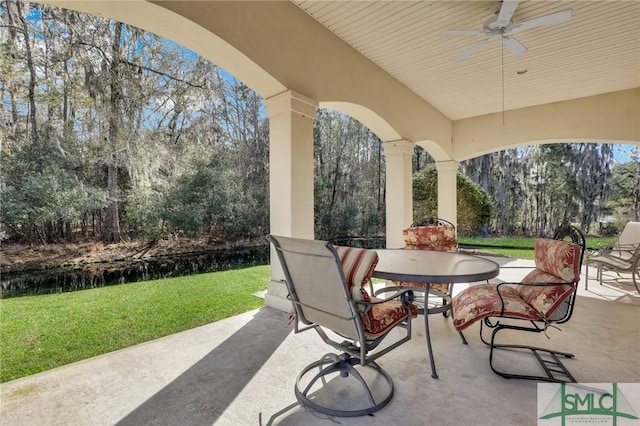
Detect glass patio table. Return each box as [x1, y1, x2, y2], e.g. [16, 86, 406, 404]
[372, 249, 500, 378]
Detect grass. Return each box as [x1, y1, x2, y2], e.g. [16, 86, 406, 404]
[458, 235, 617, 259]
[0, 265, 269, 383]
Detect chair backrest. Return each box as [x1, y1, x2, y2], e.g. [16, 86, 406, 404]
[516, 225, 585, 323]
[403, 217, 457, 253]
[617, 221, 640, 246]
[267, 235, 376, 341]
[600, 221, 640, 264]
[333, 246, 378, 314]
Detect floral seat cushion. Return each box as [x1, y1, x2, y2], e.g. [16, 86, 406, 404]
[452, 238, 582, 331]
[335, 246, 418, 339]
[365, 297, 418, 339]
[452, 284, 541, 331]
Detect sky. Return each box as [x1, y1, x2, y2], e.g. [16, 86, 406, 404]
[614, 144, 638, 164]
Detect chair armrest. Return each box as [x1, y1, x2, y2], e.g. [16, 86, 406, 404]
[591, 243, 639, 264]
[589, 244, 614, 256]
[591, 242, 639, 257]
[611, 242, 640, 254]
[357, 287, 415, 314]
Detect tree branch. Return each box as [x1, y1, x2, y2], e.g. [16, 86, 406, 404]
[72, 41, 205, 88]
[119, 60, 206, 89]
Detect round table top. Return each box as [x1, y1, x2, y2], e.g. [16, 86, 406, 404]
[372, 249, 500, 283]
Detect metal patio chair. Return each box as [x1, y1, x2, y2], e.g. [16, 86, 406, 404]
[452, 225, 586, 382]
[392, 217, 458, 315]
[586, 221, 640, 293]
[266, 235, 417, 417]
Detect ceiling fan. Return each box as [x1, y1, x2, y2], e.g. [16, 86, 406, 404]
[440, 0, 573, 62]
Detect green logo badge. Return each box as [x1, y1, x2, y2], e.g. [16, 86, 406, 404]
[539, 383, 639, 425]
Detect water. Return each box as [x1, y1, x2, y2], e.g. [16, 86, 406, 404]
[1, 245, 269, 298]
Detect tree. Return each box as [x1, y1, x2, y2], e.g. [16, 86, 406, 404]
[611, 147, 640, 222]
[460, 143, 618, 236]
[160, 158, 231, 236]
[413, 165, 492, 236]
[460, 149, 525, 235]
[573, 143, 614, 232]
[1, 0, 631, 248]
[313, 109, 384, 239]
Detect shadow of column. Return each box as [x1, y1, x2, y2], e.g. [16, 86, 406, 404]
[116, 307, 292, 426]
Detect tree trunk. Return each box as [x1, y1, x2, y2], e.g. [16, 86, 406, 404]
[13, 0, 39, 150]
[104, 21, 123, 243]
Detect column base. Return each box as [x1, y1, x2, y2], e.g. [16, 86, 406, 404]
[264, 279, 293, 312]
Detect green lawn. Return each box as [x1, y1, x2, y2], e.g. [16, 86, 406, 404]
[458, 235, 616, 259]
[0, 265, 269, 383]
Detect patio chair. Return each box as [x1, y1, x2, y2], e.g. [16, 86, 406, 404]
[585, 221, 640, 293]
[451, 225, 586, 382]
[392, 217, 458, 315]
[372, 217, 457, 379]
[266, 235, 417, 417]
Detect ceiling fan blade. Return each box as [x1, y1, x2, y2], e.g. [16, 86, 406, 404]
[502, 35, 528, 56]
[440, 29, 485, 36]
[496, 0, 520, 27]
[455, 39, 491, 62]
[511, 9, 573, 33]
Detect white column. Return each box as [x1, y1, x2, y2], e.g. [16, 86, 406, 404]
[436, 160, 459, 230]
[264, 90, 318, 312]
[383, 140, 415, 248]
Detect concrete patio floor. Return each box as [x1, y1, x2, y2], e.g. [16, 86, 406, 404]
[1, 257, 639, 426]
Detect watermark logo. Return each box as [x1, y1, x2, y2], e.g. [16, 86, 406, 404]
[538, 383, 640, 425]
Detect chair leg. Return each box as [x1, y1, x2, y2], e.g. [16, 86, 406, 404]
[294, 353, 395, 417]
[597, 266, 603, 285]
[442, 283, 453, 317]
[457, 330, 468, 345]
[585, 261, 589, 290]
[487, 324, 576, 383]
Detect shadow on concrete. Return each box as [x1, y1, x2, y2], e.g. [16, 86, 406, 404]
[116, 307, 292, 426]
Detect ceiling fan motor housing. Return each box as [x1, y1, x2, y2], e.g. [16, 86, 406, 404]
[484, 15, 512, 34]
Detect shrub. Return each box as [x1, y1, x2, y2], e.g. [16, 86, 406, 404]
[413, 165, 492, 236]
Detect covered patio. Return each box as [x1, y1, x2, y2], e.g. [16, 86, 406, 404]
[1, 263, 639, 425]
[8, 2, 639, 423]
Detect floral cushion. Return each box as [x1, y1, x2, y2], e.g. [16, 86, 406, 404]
[392, 225, 458, 294]
[515, 238, 581, 316]
[364, 297, 418, 339]
[528, 238, 581, 282]
[403, 226, 457, 252]
[452, 238, 582, 331]
[392, 281, 450, 294]
[335, 246, 417, 338]
[452, 284, 541, 331]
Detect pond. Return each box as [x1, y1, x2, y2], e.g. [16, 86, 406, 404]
[1, 244, 269, 298]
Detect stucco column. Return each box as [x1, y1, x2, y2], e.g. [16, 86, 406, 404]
[264, 90, 318, 312]
[383, 140, 415, 248]
[436, 160, 459, 230]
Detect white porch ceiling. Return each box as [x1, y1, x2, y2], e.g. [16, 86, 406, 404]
[292, 1, 640, 121]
